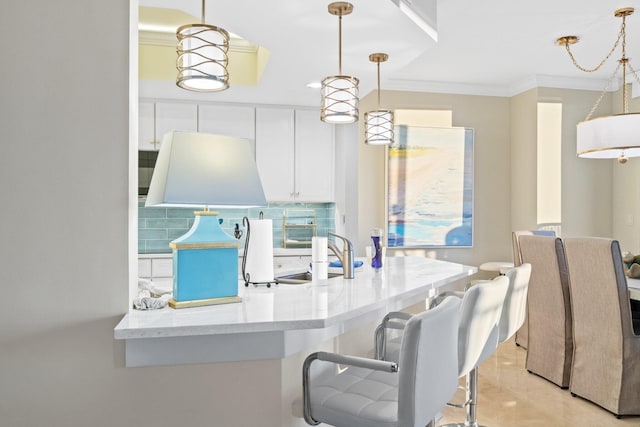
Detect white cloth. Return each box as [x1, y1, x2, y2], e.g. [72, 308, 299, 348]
[133, 278, 172, 310]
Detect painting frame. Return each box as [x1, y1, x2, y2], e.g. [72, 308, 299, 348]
[386, 125, 474, 248]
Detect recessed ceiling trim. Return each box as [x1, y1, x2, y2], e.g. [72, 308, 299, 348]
[390, 0, 437, 42]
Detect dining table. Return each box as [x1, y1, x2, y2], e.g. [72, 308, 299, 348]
[627, 277, 640, 301]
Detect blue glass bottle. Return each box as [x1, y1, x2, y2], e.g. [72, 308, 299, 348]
[371, 228, 384, 270]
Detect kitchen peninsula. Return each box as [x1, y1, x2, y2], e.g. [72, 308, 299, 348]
[115, 256, 476, 367]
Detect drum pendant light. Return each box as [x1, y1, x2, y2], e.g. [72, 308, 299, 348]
[176, 0, 230, 92]
[557, 7, 640, 163]
[365, 53, 394, 145]
[321, 2, 359, 124]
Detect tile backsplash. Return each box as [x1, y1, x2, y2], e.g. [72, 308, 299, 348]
[138, 200, 335, 254]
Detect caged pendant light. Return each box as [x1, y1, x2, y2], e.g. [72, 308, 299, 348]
[365, 53, 394, 145]
[176, 0, 230, 92]
[321, 2, 360, 124]
[557, 7, 640, 164]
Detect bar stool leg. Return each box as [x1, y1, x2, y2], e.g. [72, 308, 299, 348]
[440, 367, 484, 427]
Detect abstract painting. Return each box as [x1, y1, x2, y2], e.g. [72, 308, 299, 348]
[387, 126, 474, 247]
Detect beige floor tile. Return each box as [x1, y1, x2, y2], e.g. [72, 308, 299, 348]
[437, 338, 640, 426]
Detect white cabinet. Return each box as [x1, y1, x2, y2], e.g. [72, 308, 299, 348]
[255, 108, 296, 201]
[138, 101, 198, 151]
[138, 256, 173, 279]
[138, 102, 335, 202]
[138, 101, 156, 151]
[255, 108, 335, 202]
[294, 110, 335, 202]
[198, 104, 256, 155]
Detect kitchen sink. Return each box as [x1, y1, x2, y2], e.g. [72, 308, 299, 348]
[276, 271, 343, 284]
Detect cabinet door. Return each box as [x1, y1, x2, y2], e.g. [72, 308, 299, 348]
[155, 102, 198, 146]
[198, 104, 256, 156]
[138, 101, 157, 151]
[294, 109, 335, 202]
[255, 108, 295, 202]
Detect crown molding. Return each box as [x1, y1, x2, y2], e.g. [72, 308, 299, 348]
[384, 74, 622, 98]
[385, 78, 512, 97]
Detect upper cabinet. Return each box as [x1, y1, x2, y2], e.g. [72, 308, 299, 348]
[255, 108, 335, 202]
[138, 100, 335, 203]
[198, 104, 255, 155]
[255, 108, 296, 201]
[138, 101, 198, 151]
[294, 110, 335, 202]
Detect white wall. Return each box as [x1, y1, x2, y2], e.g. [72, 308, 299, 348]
[613, 94, 640, 253]
[357, 90, 512, 267]
[0, 2, 291, 427]
[538, 87, 613, 238]
[510, 89, 539, 232]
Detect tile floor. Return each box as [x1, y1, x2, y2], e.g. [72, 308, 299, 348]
[438, 338, 640, 426]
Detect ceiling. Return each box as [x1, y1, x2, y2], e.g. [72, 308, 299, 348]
[138, 0, 640, 107]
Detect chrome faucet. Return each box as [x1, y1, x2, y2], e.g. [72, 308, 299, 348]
[327, 232, 355, 279]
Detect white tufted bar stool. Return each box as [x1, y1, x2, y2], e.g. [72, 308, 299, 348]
[375, 274, 510, 427]
[302, 296, 462, 427]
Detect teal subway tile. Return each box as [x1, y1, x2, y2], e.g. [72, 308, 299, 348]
[316, 227, 331, 237]
[316, 218, 332, 228]
[139, 207, 167, 218]
[145, 240, 173, 253]
[217, 208, 249, 218]
[249, 207, 283, 220]
[167, 228, 191, 240]
[166, 208, 196, 219]
[138, 240, 146, 253]
[138, 217, 147, 228]
[146, 218, 190, 229]
[139, 229, 168, 240]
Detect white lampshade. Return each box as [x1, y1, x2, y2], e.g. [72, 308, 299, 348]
[577, 113, 640, 162]
[145, 131, 266, 208]
[321, 75, 359, 124]
[365, 109, 394, 145]
[176, 23, 229, 92]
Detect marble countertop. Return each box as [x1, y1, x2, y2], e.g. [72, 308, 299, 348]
[114, 256, 476, 366]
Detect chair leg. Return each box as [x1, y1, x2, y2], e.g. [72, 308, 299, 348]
[465, 367, 480, 427]
[440, 367, 483, 427]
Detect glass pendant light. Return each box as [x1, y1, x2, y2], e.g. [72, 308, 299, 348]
[321, 2, 359, 124]
[176, 0, 230, 92]
[365, 53, 394, 145]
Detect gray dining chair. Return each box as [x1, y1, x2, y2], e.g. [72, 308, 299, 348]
[302, 296, 461, 427]
[519, 235, 573, 388]
[563, 237, 640, 417]
[512, 229, 556, 348]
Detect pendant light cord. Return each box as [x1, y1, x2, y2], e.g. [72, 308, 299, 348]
[201, 0, 206, 24]
[338, 15, 342, 75]
[621, 14, 628, 114]
[377, 62, 381, 107]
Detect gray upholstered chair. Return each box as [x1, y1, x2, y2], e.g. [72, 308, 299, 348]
[519, 235, 573, 388]
[302, 296, 461, 427]
[563, 237, 640, 417]
[512, 229, 556, 348]
[374, 275, 510, 427]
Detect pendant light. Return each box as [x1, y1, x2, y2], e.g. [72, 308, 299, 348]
[557, 7, 640, 163]
[365, 53, 394, 145]
[321, 2, 359, 124]
[176, 0, 230, 92]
